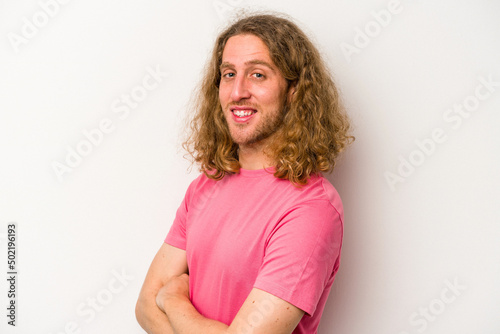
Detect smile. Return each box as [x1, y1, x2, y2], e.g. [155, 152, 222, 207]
[230, 107, 257, 123]
[233, 110, 256, 117]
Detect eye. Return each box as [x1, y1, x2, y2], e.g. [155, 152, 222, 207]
[253, 73, 265, 79]
[223, 72, 235, 78]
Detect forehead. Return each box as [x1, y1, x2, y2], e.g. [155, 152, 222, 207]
[221, 34, 272, 64]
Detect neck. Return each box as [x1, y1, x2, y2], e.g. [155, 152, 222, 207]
[238, 142, 274, 170]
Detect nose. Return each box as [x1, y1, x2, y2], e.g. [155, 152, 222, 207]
[230, 75, 251, 101]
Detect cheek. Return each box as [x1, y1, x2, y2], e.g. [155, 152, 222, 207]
[257, 81, 286, 100]
[218, 84, 230, 105]
[258, 88, 286, 109]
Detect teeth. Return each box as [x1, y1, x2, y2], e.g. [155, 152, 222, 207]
[233, 110, 254, 117]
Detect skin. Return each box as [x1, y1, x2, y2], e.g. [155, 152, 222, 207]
[136, 34, 303, 334]
[135, 243, 187, 334]
[219, 34, 294, 170]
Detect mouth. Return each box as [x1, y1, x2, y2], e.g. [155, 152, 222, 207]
[231, 106, 257, 115]
[230, 106, 257, 122]
[232, 109, 256, 117]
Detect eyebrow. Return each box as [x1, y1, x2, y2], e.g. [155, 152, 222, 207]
[220, 60, 277, 72]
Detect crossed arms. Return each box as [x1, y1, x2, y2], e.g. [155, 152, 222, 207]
[135, 243, 305, 334]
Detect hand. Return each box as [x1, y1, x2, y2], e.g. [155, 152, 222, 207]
[156, 273, 190, 313]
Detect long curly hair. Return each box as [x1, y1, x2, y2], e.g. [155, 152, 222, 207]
[183, 13, 354, 185]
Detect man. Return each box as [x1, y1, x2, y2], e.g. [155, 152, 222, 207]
[136, 13, 353, 334]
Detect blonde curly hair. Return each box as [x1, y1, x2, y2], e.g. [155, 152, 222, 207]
[183, 13, 354, 185]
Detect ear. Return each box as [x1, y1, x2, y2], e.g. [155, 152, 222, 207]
[287, 81, 297, 102]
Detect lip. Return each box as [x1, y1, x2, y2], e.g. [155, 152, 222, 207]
[230, 106, 257, 123]
[230, 105, 257, 111]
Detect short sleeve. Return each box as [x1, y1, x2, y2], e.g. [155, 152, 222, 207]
[253, 200, 343, 316]
[164, 173, 222, 250]
[164, 175, 204, 250]
[164, 194, 188, 250]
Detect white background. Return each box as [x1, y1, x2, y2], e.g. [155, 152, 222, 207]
[1, 0, 499, 333]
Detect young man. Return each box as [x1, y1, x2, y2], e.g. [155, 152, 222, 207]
[136, 13, 353, 334]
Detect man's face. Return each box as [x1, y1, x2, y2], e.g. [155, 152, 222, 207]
[219, 34, 290, 147]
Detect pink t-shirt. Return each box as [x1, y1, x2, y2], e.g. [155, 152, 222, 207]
[165, 168, 344, 333]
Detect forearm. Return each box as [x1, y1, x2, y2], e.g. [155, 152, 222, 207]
[136, 293, 175, 334]
[164, 295, 229, 334]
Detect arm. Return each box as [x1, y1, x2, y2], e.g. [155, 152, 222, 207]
[155, 201, 342, 333]
[157, 276, 304, 334]
[136, 243, 189, 334]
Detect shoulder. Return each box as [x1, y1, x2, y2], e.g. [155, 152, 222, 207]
[314, 174, 344, 219]
[292, 174, 344, 220]
[185, 172, 218, 191]
[182, 173, 219, 204]
[267, 174, 344, 240]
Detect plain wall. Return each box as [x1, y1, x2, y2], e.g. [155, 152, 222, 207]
[1, 0, 499, 333]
